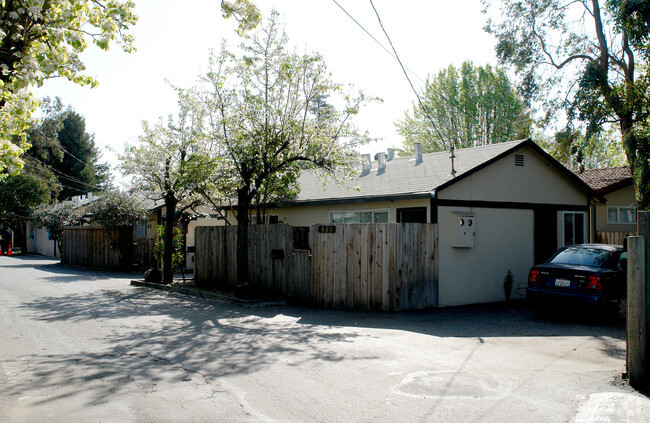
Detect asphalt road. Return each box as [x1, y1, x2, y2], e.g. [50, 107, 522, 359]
[1, 255, 649, 422]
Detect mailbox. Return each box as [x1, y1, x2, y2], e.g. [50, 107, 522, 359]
[451, 212, 475, 248]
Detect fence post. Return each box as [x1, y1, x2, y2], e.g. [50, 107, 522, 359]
[638, 211, 650, 386]
[628, 235, 647, 388]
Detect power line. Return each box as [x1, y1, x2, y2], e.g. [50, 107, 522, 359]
[19, 162, 89, 195]
[23, 153, 104, 192]
[332, 0, 477, 146]
[367, 0, 447, 145]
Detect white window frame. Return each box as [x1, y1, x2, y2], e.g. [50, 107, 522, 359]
[562, 211, 587, 246]
[329, 209, 390, 224]
[606, 206, 637, 225]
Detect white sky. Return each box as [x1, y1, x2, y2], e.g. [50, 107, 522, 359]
[34, 0, 496, 185]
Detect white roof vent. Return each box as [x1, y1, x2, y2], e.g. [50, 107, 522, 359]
[414, 143, 423, 164]
[377, 152, 386, 172]
[361, 154, 371, 173]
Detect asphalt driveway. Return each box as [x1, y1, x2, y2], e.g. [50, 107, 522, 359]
[1, 255, 648, 422]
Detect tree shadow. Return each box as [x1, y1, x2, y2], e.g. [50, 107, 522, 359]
[3, 257, 627, 409]
[4, 287, 368, 407]
[1, 255, 142, 281]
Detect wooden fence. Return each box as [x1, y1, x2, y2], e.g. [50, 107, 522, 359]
[596, 231, 633, 246]
[61, 226, 154, 271]
[194, 225, 312, 301]
[194, 223, 438, 311]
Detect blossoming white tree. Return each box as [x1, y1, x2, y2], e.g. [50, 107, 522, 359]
[0, 0, 137, 179]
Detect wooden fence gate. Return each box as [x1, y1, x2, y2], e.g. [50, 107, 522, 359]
[194, 223, 438, 311]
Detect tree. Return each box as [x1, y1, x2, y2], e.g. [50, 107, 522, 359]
[20, 98, 109, 200]
[221, 0, 261, 34]
[0, 1, 137, 179]
[32, 200, 83, 257]
[396, 61, 530, 153]
[119, 89, 204, 283]
[482, 0, 650, 207]
[88, 190, 149, 268]
[0, 171, 50, 253]
[153, 224, 184, 275]
[50, 108, 108, 200]
[195, 12, 375, 285]
[538, 127, 627, 170]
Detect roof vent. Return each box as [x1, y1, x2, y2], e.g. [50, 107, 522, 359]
[361, 154, 371, 173]
[414, 143, 423, 164]
[377, 152, 386, 172]
[515, 154, 524, 167]
[450, 146, 457, 177]
[387, 148, 395, 161]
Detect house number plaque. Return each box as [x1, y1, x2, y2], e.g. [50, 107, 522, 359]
[318, 225, 336, 233]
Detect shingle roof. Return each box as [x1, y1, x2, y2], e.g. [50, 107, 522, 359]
[574, 167, 632, 194]
[285, 139, 569, 205]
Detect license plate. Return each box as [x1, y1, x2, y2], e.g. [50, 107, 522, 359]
[555, 278, 571, 288]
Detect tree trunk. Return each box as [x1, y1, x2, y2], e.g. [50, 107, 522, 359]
[236, 187, 251, 285]
[621, 119, 650, 211]
[163, 192, 178, 284]
[116, 226, 134, 271]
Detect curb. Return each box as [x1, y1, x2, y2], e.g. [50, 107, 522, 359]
[130, 280, 287, 307]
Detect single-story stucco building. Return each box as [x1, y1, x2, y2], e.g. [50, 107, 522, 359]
[214, 139, 604, 307]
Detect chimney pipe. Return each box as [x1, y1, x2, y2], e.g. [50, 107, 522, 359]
[377, 152, 386, 171]
[387, 148, 395, 161]
[414, 143, 423, 163]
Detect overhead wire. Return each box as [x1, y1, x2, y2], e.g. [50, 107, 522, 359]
[19, 162, 87, 195]
[366, 0, 447, 145]
[23, 153, 105, 193]
[330, 0, 425, 84]
[332, 0, 482, 147]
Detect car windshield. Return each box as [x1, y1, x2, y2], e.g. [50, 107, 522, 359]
[549, 247, 613, 268]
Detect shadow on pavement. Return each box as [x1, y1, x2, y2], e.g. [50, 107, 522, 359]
[2, 256, 626, 409]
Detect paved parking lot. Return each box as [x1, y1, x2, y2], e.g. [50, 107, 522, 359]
[1, 255, 649, 422]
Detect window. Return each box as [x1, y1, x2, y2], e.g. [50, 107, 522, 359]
[550, 246, 613, 268]
[330, 210, 389, 224]
[607, 206, 636, 224]
[397, 207, 427, 223]
[563, 211, 586, 246]
[135, 221, 147, 238]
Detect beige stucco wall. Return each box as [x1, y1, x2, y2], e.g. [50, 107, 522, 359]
[187, 216, 225, 246]
[438, 147, 587, 205]
[26, 221, 59, 257]
[437, 206, 534, 307]
[224, 198, 431, 226]
[595, 185, 636, 234]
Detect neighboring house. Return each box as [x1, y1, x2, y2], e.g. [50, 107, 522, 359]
[575, 167, 636, 245]
[217, 139, 604, 307]
[25, 192, 99, 257]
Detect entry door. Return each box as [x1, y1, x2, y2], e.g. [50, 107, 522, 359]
[534, 208, 557, 264]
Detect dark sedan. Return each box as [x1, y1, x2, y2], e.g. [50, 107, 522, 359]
[527, 244, 626, 311]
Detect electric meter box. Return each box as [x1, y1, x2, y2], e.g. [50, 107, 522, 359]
[451, 212, 475, 248]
